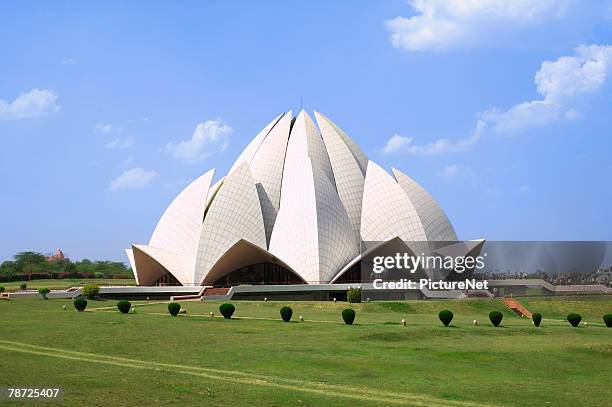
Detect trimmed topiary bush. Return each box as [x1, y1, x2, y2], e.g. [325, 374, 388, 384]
[20, 283, 27, 290]
[219, 303, 235, 319]
[168, 302, 181, 316]
[567, 313, 582, 327]
[280, 306, 293, 322]
[342, 308, 356, 325]
[73, 298, 87, 312]
[603, 314, 612, 328]
[82, 284, 100, 300]
[489, 311, 503, 327]
[438, 310, 453, 326]
[532, 312, 542, 327]
[347, 287, 362, 303]
[38, 287, 50, 300]
[117, 300, 131, 314]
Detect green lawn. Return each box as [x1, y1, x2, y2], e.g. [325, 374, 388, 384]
[0, 278, 136, 291]
[0, 297, 610, 406]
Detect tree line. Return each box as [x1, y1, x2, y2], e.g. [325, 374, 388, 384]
[0, 251, 133, 282]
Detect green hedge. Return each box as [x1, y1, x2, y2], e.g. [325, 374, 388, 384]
[567, 313, 581, 327]
[73, 298, 87, 312]
[342, 309, 356, 325]
[219, 303, 235, 319]
[82, 284, 100, 300]
[347, 287, 362, 303]
[168, 302, 181, 317]
[438, 310, 453, 326]
[38, 287, 50, 300]
[532, 312, 542, 327]
[117, 300, 132, 314]
[280, 306, 293, 322]
[603, 314, 612, 328]
[489, 311, 503, 327]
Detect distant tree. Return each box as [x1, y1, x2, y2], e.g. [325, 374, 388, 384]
[0, 261, 17, 277]
[65, 262, 77, 278]
[0, 286, 5, 293]
[14, 252, 47, 279]
[75, 259, 95, 276]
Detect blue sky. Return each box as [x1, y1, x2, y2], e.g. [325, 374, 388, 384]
[1, 1, 611, 262]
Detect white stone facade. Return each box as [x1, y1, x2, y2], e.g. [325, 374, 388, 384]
[127, 110, 463, 286]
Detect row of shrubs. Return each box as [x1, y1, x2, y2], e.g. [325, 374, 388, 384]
[438, 309, 612, 328]
[67, 299, 612, 328]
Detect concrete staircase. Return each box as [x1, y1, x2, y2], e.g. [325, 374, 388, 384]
[501, 297, 532, 318]
[171, 287, 231, 301]
[202, 288, 230, 296]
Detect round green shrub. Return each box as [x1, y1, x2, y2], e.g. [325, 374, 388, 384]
[168, 302, 181, 317]
[280, 306, 293, 322]
[342, 308, 356, 325]
[19, 283, 27, 290]
[603, 314, 612, 328]
[82, 284, 100, 300]
[117, 300, 131, 314]
[219, 303, 235, 319]
[489, 311, 503, 327]
[0, 286, 5, 293]
[38, 287, 50, 300]
[567, 313, 582, 327]
[532, 312, 542, 327]
[438, 310, 453, 326]
[73, 298, 88, 312]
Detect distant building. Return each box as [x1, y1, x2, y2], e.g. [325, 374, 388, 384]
[46, 249, 65, 263]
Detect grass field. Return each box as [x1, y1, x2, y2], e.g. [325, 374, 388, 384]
[0, 278, 136, 291]
[0, 296, 610, 406]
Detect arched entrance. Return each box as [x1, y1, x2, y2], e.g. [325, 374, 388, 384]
[212, 262, 304, 287]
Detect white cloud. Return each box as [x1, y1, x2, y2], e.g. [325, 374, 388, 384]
[436, 164, 479, 186]
[381, 120, 483, 155]
[166, 120, 232, 162]
[437, 164, 459, 177]
[381, 134, 412, 153]
[385, 0, 572, 51]
[482, 44, 612, 134]
[95, 122, 114, 134]
[0, 89, 60, 120]
[382, 44, 612, 154]
[519, 184, 530, 193]
[106, 136, 135, 149]
[109, 167, 158, 191]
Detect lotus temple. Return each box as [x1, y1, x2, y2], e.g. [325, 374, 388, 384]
[125, 110, 479, 295]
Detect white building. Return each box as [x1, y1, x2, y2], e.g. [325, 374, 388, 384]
[126, 110, 463, 286]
